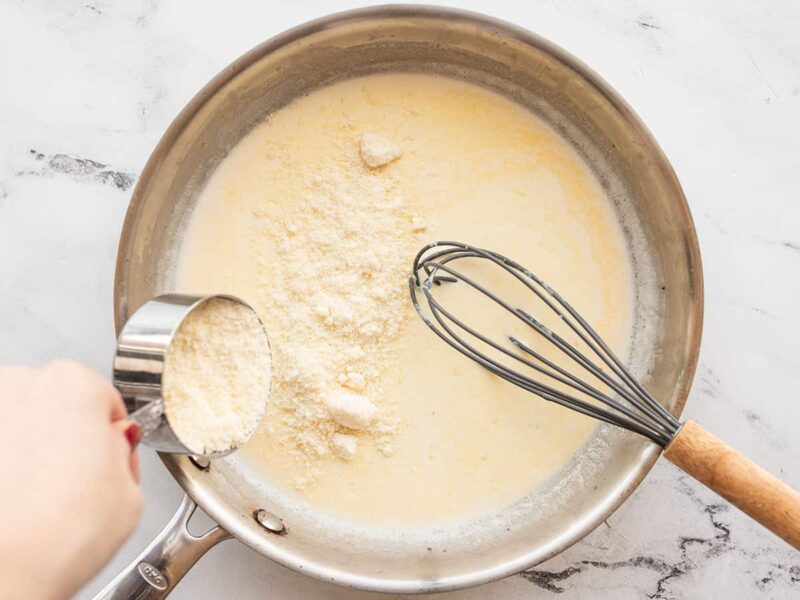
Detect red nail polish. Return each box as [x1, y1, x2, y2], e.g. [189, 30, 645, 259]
[125, 423, 141, 449]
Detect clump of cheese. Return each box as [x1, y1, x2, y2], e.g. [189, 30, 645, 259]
[359, 133, 402, 168]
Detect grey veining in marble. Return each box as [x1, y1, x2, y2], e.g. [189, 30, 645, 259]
[0, 1, 798, 598]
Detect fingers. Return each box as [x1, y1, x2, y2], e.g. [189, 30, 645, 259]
[42, 360, 127, 421]
[123, 422, 142, 449]
[109, 420, 144, 526]
[39, 361, 144, 538]
[130, 446, 141, 484]
[42, 361, 143, 515]
[121, 450, 144, 525]
[51, 362, 140, 488]
[113, 420, 142, 484]
[105, 384, 128, 423]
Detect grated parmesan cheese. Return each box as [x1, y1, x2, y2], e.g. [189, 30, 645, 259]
[331, 433, 358, 460]
[162, 298, 271, 455]
[359, 133, 403, 168]
[325, 390, 377, 430]
[244, 132, 409, 482]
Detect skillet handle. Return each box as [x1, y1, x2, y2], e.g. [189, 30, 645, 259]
[93, 494, 231, 599]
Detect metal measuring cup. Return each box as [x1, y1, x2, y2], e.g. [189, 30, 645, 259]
[114, 293, 271, 458]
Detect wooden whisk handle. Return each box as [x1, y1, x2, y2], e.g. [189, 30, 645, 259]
[664, 420, 800, 549]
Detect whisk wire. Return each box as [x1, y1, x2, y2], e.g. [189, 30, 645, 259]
[419, 260, 668, 436]
[417, 267, 674, 442]
[551, 302, 679, 428]
[433, 247, 677, 429]
[414, 242, 679, 427]
[512, 308, 655, 413]
[410, 241, 680, 447]
[410, 279, 667, 439]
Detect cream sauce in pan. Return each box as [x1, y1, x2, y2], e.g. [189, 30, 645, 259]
[176, 73, 634, 526]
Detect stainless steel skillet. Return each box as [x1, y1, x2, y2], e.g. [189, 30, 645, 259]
[104, 5, 703, 597]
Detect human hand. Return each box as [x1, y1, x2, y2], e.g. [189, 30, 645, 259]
[0, 361, 143, 600]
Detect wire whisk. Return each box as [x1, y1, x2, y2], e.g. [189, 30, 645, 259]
[409, 240, 800, 549]
[409, 240, 679, 446]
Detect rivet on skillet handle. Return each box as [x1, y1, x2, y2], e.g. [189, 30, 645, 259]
[255, 509, 286, 534]
[189, 455, 211, 470]
[92, 495, 230, 600]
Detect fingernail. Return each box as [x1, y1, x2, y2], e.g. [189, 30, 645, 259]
[125, 423, 141, 449]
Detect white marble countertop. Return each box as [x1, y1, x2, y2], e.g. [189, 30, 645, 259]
[1, 1, 798, 598]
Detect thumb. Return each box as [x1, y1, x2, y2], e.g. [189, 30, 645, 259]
[113, 420, 141, 484]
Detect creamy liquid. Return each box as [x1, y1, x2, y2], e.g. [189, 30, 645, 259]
[176, 73, 634, 526]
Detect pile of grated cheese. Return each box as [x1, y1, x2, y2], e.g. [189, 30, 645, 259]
[252, 133, 424, 487]
[162, 297, 271, 455]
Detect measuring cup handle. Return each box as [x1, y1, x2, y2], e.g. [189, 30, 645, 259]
[92, 494, 230, 599]
[127, 399, 166, 440]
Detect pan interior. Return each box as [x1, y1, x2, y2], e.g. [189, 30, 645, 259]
[116, 9, 700, 591]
